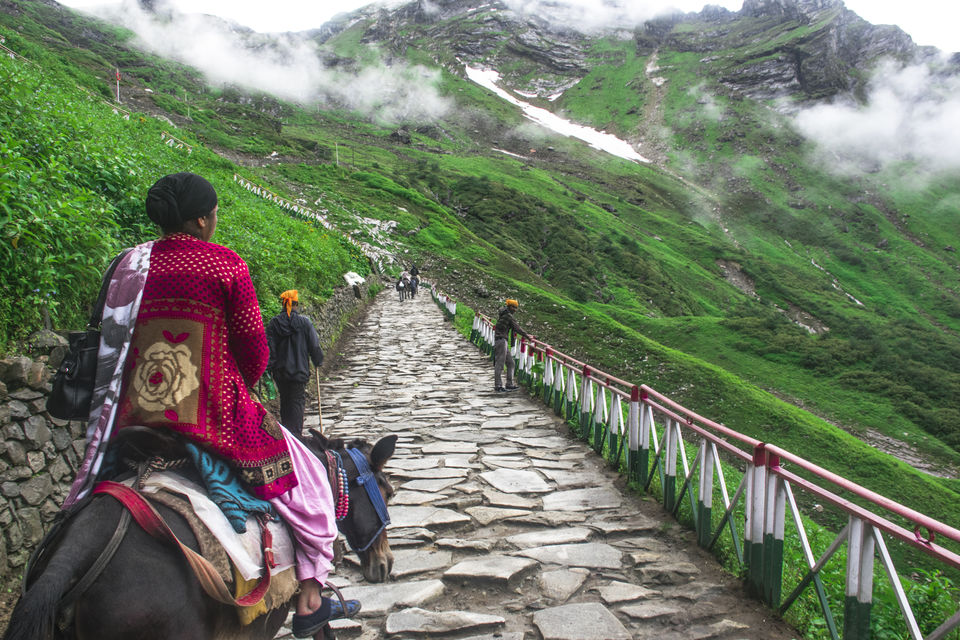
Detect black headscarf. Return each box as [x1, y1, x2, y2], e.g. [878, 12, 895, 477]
[145, 172, 218, 230]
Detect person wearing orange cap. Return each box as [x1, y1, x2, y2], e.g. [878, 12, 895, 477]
[267, 290, 324, 434]
[493, 298, 532, 392]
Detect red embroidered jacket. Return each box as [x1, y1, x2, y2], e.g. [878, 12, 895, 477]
[115, 233, 296, 499]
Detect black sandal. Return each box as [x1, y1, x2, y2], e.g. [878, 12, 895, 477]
[291, 584, 361, 638]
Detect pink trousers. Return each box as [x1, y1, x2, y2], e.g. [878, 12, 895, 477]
[268, 428, 337, 584]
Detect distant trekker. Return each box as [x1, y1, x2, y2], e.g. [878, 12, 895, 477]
[266, 289, 324, 435]
[493, 298, 532, 393]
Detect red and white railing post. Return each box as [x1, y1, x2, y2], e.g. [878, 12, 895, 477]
[627, 386, 641, 482]
[639, 393, 655, 487]
[844, 516, 875, 640]
[591, 378, 606, 454]
[663, 417, 680, 512]
[746, 445, 767, 598]
[608, 391, 623, 461]
[697, 436, 714, 548]
[763, 452, 786, 608]
[564, 366, 578, 422]
[542, 347, 554, 406]
[578, 366, 592, 441]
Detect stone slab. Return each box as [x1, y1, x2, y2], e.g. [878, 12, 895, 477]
[391, 490, 442, 505]
[540, 568, 589, 602]
[511, 511, 588, 527]
[594, 580, 661, 604]
[432, 431, 500, 444]
[391, 467, 469, 480]
[539, 468, 599, 489]
[480, 446, 523, 455]
[435, 538, 495, 552]
[465, 506, 531, 525]
[588, 516, 660, 534]
[390, 548, 454, 577]
[532, 602, 631, 640]
[385, 607, 504, 635]
[541, 487, 622, 511]
[637, 561, 702, 584]
[483, 490, 538, 509]
[444, 555, 537, 584]
[421, 441, 479, 454]
[387, 506, 471, 529]
[506, 527, 592, 548]
[482, 457, 529, 470]
[619, 602, 683, 620]
[480, 416, 531, 429]
[388, 454, 437, 467]
[339, 579, 445, 617]
[399, 478, 463, 492]
[479, 468, 551, 494]
[504, 435, 571, 449]
[514, 542, 623, 569]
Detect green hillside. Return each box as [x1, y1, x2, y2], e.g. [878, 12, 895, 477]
[2, 0, 960, 596]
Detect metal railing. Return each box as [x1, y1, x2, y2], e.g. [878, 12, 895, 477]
[436, 288, 960, 640]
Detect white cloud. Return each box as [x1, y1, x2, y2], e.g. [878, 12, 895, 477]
[95, 1, 450, 123]
[500, 0, 740, 32]
[794, 59, 960, 175]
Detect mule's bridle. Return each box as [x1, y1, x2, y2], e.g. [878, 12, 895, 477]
[323, 446, 390, 553]
[344, 447, 390, 553]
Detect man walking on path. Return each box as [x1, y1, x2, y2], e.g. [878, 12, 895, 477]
[267, 289, 324, 435]
[493, 298, 532, 393]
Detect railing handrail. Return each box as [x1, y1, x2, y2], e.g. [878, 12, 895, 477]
[765, 443, 960, 550]
[445, 289, 960, 568]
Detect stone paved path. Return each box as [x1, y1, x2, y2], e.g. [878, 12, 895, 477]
[275, 289, 798, 640]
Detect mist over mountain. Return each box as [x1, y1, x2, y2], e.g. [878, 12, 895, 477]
[4, 0, 960, 487]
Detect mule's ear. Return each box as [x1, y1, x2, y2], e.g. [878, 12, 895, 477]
[370, 435, 398, 471]
[308, 428, 329, 449]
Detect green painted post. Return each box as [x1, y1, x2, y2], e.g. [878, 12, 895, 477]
[592, 385, 605, 454]
[745, 448, 767, 599]
[606, 392, 618, 457]
[542, 350, 553, 406]
[553, 382, 563, 416]
[761, 459, 785, 607]
[697, 440, 713, 548]
[627, 387, 641, 483]
[564, 369, 577, 423]
[844, 517, 874, 640]
[638, 396, 652, 487]
[578, 368, 591, 441]
[663, 420, 678, 512]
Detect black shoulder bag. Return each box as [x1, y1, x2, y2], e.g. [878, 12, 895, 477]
[48, 249, 132, 421]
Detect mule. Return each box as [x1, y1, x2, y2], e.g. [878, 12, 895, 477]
[3, 430, 397, 640]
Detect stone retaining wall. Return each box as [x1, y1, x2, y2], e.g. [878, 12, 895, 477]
[0, 279, 377, 587]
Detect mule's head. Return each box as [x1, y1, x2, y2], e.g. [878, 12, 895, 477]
[308, 431, 397, 583]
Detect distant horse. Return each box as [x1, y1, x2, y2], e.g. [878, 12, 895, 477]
[397, 278, 410, 301]
[409, 276, 419, 298]
[3, 430, 397, 640]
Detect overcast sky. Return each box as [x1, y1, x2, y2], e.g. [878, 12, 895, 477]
[58, 0, 960, 53]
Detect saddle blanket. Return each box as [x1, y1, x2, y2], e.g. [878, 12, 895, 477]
[136, 471, 296, 581]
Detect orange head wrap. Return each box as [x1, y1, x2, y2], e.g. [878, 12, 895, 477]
[505, 299, 518, 309]
[280, 289, 299, 317]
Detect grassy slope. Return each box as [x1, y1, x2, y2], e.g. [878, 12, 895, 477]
[3, 0, 960, 560]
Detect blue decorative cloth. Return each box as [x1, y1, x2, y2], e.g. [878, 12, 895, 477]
[185, 443, 276, 533]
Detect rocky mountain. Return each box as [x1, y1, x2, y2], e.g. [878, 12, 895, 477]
[318, 0, 934, 104]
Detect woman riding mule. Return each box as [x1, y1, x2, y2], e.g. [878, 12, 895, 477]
[10, 173, 360, 639]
